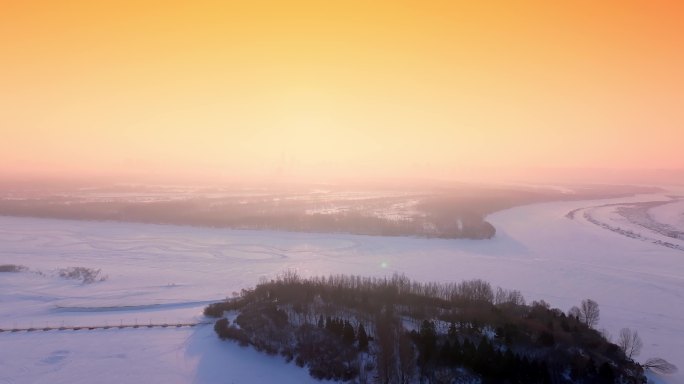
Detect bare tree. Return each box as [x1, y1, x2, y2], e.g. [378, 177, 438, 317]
[643, 358, 678, 374]
[579, 299, 600, 328]
[455, 279, 494, 303]
[568, 306, 581, 320]
[600, 328, 613, 342]
[617, 328, 642, 359]
[494, 287, 526, 306]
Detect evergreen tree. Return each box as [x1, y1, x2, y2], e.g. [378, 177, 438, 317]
[419, 320, 437, 349]
[343, 320, 356, 344]
[461, 339, 476, 365]
[439, 341, 451, 365]
[450, 338, 462, 364]
[418, 320, 437, 364]
[598, 362, 615, 384]
[357, 323, 369, 351]
[473, 337, 495, 374]
[448, 322, 458, 339]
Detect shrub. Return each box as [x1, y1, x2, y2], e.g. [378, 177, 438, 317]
[0, 264, 28, 273]
[58, 267, 107, 284]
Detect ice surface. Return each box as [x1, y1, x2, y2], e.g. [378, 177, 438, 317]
[1, 189, 682, 383]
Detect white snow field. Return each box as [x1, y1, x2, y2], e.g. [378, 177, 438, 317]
[1, 189, 683, 383]
[649, 199, 684, 232]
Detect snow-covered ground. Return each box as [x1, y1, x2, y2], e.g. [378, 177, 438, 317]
[649, 199, 684, 232]
[0, 325, 324, 384]
[572, 193, 684, 251]
[1, 188, 683, 383]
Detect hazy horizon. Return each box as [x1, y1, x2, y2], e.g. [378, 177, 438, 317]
[2, 1, 683, 187]
[1, 166, 683, 189]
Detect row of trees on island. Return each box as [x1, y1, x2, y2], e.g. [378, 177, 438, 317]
[206, 272, 676, 383]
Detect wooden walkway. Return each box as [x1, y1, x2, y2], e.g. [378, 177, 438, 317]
[0, 321, 212, 333]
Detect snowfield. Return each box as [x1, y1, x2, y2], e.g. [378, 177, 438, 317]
[649, 199, 684, 232]
[1, 188, 683, 384]
[0, 326, 324, 384]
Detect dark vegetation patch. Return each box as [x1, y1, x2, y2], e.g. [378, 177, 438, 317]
[58, 267, 107, 284]
[0, 264, 28, 272]
[206, 272, 649, 383]
[0, 184, 658, 239]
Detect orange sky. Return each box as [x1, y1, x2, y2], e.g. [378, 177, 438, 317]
[1, 1, 683, 184]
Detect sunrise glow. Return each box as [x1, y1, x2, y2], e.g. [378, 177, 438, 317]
[2, 1, 683, 183]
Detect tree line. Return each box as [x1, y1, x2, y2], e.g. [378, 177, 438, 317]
[206, 272, 673, 383]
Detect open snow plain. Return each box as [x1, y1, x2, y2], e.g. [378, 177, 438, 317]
[1, 189, 683, 384]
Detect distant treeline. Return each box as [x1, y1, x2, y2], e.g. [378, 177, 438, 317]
[0, 185, 659, 239]
[0, 196, 495, 238]
[206, 272, 648, 384]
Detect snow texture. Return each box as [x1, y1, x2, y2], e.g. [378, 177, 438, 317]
[1, 188, 683, 383]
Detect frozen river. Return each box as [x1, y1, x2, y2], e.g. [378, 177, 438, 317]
[1, 189, 683, 383]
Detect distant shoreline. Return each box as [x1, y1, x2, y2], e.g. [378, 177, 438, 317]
[0, 184, 660, 240]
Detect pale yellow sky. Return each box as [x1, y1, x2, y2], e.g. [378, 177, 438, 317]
[1, 1, 683, 184]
